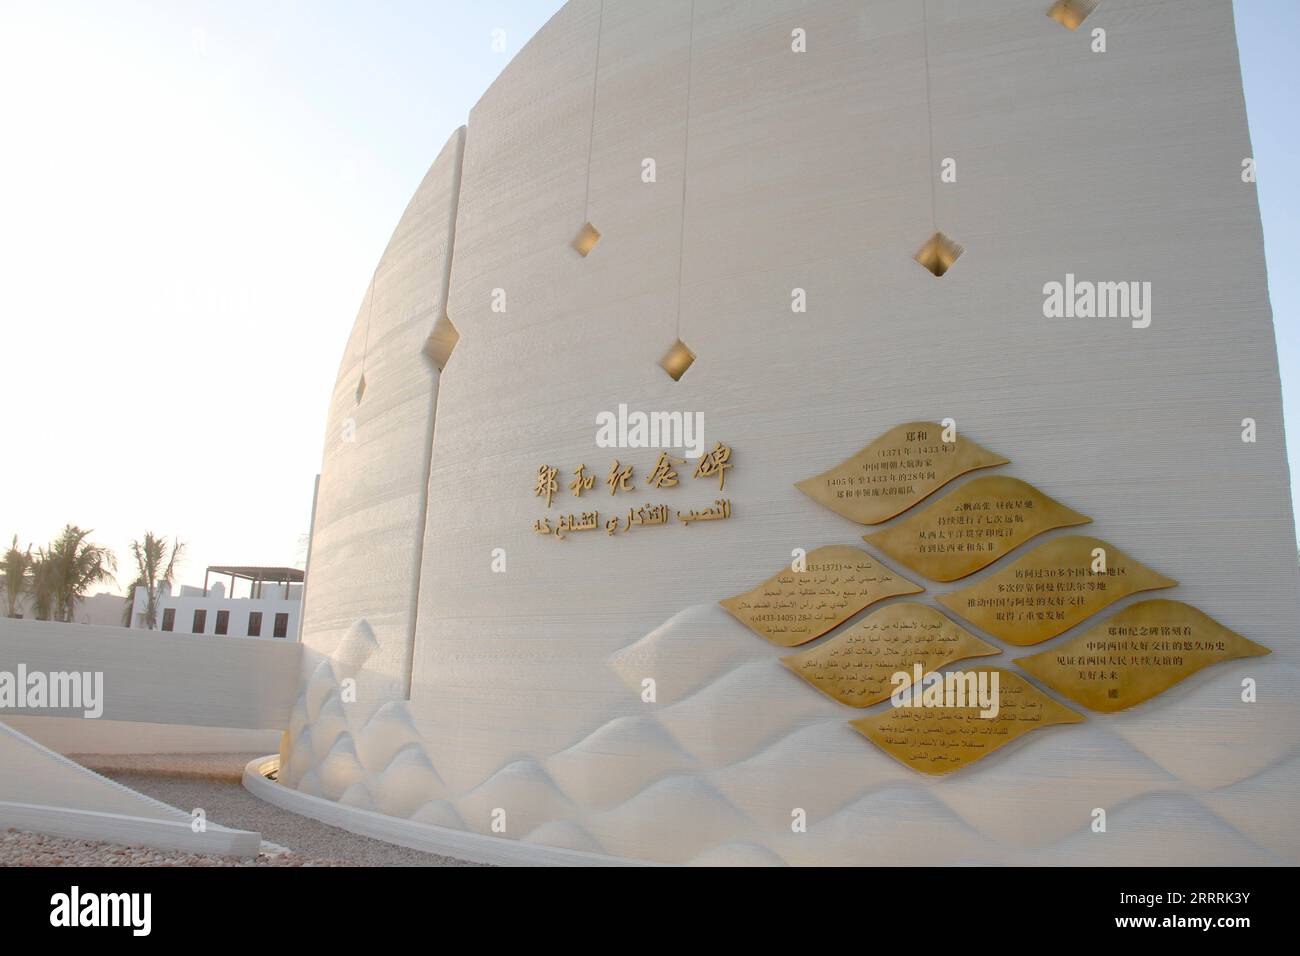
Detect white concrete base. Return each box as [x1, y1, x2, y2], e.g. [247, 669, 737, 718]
[242, 756, 652, 866]
[6, 715, 281, 756]
[0, 802, 262, 858]
[0, 721, 263, 858]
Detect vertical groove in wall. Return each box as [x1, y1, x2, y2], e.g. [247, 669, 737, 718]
[296, 474, 320, 644]
[404, 126, 467, 699]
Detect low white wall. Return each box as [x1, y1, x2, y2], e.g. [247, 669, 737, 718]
[0, 618, 300, 729]
[5, 716, 280, 756]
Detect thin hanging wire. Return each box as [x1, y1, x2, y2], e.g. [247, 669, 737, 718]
[582, 0, 606, 223]
[673, 0, 697, 339]
[921, 0, 937, 232]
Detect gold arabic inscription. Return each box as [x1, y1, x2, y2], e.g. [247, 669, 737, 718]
[720, 545, 923, 647]
[849, 668, 1084, 774]
[781, 603, 999, 707]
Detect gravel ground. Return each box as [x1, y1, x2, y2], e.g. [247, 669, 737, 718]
[2, 829, 345, 866]
[5, 752, 481, 867]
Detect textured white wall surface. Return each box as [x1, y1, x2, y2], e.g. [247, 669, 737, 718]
[285, 0, 1300, 864]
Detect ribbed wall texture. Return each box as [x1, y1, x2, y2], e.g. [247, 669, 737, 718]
[287, 0, 1300, 864]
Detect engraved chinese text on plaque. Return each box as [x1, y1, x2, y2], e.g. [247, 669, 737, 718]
[864, 475, 1091, 581]
[780, 603, 999, 707]
[720, 545, 923, 647]
[795, 422, 1009, 525]
[937, 535, 1177, 646]
[849, 668, 1084, 774]
[1015, 599, 1270, 712]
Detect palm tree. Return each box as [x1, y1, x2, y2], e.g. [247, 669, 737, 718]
[121, 532, 184, 628]
[30, 550, 58, 621]
[2, 536, 31, 618]
[36, 525, 116, 623]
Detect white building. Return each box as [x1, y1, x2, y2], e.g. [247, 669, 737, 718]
[129, 565, 302, 640]
[270, 0, 1300, 865]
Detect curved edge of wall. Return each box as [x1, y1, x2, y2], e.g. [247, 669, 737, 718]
[0, 802, 262, 858]
[242, 755, 655, 867]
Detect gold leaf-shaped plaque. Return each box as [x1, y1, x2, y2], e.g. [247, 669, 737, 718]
[1015, 599, 1270, 713]
[781, 603, 999, 707]
[849, 668, 1084, 774]
[865, 476, 1091, 582]
[796, 422, 1008, 525]
[720, 545, 923, 647]
[938, 535, 1176, 646]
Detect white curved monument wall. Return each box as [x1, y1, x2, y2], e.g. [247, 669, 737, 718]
[284, 0, 1300, 865]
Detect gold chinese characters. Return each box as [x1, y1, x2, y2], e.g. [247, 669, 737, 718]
[1015, 599, 1270, 712]
[796, 422, 1008, 525]
[781, 603, 998, 707]
[535, 443, 734, 506]
[533, 444, 735, 540]
[938, 535, 1176, 646]
[720, 545, 923, 647]
[865, 476, 1091, 582]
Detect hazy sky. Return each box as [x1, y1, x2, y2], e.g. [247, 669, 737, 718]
[0, 1, 1294, 592]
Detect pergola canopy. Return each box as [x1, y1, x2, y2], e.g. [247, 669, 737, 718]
[203, 565, 304, 598]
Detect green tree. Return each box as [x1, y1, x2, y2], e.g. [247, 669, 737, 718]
[30, 550, 57, 621]
[33, 526, 117, 623]
[121, 532, 185, 628]
[2, 536, 31, 618]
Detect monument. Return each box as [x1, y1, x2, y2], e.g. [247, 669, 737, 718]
[274, 0, 1300, 865]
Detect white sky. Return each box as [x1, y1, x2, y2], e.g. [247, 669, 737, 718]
[0, 1, 563, 591]
[1, 1, 1295, 592]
